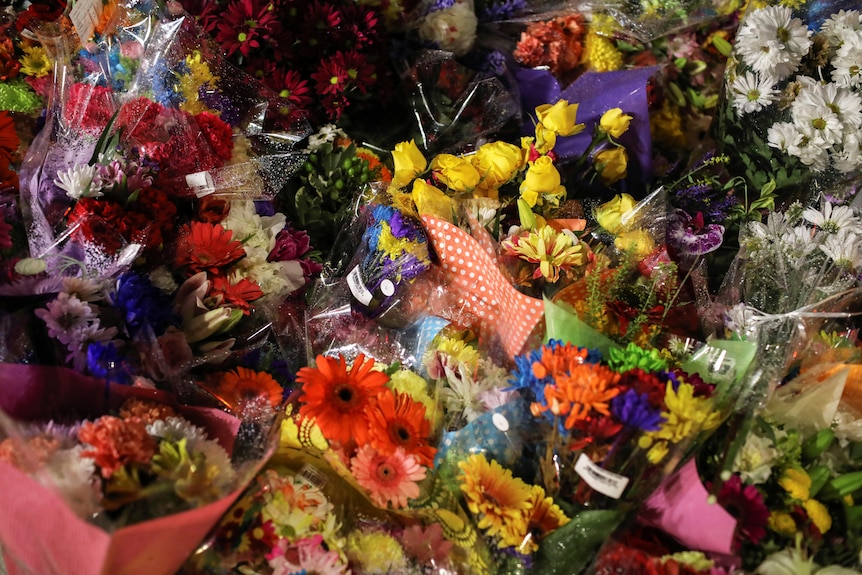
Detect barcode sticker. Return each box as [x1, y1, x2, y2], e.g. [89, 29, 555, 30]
[574, 453, 629, 499]
[347, 266, 373, 306]
[298, 463, 327, 489]
[69, 0, 103, 42]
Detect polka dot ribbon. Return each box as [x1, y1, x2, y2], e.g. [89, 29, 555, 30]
[421, 215, 545, 359]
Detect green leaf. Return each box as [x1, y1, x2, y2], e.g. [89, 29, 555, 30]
[534, 509, 626, 575]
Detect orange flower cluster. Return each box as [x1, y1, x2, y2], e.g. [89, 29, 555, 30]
[78, 416, 157, 479]
[513, 14, 587, 79]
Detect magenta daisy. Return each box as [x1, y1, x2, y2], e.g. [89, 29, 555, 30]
[350, 445, 426, 509]
[716, 474, 771, 550]
[216, 0, 280, 58]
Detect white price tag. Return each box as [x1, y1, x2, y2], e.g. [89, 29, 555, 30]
[297, 463, 327, 489]
[347, 266, 373, 306]
[186, 171, 215, 197]
[574, 453, 629, 500]
[69, 0, 103, 42]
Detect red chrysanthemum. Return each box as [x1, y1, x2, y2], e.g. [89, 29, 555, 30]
[209, 276, 264, 314]
[0, 110, 19, 166]
[716, 473, 771, 549]
[0, 39, 20, 82]
[339, 50, 377, 94]
[296, 354, 389, 446]
[366, 389, 436, 467]
[302, 1, 342, 33]
[68, 199, 127, 254]
[264, 68, 313, 110]
[311, 55, 349, 96]
[174, 221, 246, 275]
[14, 0, 67, 33]
[196, 196, 231, 224]
[78, 416, 157, 478]
[216, 0, 280, 57]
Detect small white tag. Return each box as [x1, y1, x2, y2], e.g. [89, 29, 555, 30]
[68, 0, 103, 42]
[297, 463, 327, 489]
[380, 279, 395, 297]
[574, 453, 629, 499]
[492, 413, 509, 432]
[186, 171, 215, 197]
[347, 266, 373, 306]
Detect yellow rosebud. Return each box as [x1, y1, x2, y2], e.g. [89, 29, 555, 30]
[391, 140, 427, 189]
[534, 123, 557, 155]
[411, 178, 453, 220]
[519, 156, 565, 207]
[614, 229, 655, 259]
[535, 100, 585, 137]
[472, 141, 524, 190]
[594, 147, 628, 185]
[594, 193, 637, 234]
[431, 154, 481, 192]
[600, 108, 633, 138]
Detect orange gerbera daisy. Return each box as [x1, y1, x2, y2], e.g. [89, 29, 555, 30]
[533, 362, 621, 430]
[211, 366, 284, 411]
[366, 390, 436, 467]
[296, 354, 389, 446]
[175, 221, 246, 276]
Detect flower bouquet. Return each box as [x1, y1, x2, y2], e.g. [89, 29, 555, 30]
[717, 1, 862, 206]
[0, 363, 279, 575]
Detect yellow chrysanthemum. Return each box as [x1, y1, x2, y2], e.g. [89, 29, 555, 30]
[639, 383, 720, 463]
[178, 51, 219, 115]
[582, 30, 623, 72]
[345, 531, 407, 575]
[779, 468, 811, 501]
[437, 336, 480, 366]
[458, 454, 533, 538]
[389, 369, 438, 427]
[502, 225, 586, 283]
[803, 499, 832, 534]
[650, 100, 686, 149]
[768, 511, 797, 536]
[18, 45, 52, 77]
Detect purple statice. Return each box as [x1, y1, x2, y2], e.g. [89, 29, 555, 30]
[255, 200, 277, 217]
[667, 209, 724, 257]
[610, 389, 664, 431]
[480, 0, 527, 22]
[426, 0, 456, 13]
[675, 181, 738, 224]
[198, 86, 241, 126]
[113, 271, 175, 335]
[86, 340, 131, 384]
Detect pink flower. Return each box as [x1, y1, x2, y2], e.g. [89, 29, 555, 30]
[350, 445, 426, 509]
[267, 535, 348, 575]
[400, 523, 453, 566]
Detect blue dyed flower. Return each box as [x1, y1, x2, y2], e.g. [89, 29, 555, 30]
[87, 341, 131, 385]
[610, 389, 664, 431]
[507, 348, 547, 399]
[114, 271, 176, 335]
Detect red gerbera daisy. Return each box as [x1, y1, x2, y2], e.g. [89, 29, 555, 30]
[175, 221, 246, 275]
[296, 354, 388, 446]
[209, 276, 264, 314]
[366, 389, 436, 467]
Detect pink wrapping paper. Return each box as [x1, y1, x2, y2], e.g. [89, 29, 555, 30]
[0, 364, 245, 575]
[640, 459, 737, 555]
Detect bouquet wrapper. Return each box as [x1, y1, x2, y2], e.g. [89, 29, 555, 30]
[589, 0, 736, 43]
[0, 364, 260, 575]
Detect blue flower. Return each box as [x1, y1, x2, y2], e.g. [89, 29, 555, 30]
[87, 341, 131, 385]
[610, 389, 664, 431]
[114, 271, 176, 335]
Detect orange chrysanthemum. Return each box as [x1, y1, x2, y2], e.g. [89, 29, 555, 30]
[366, 390, 436, 467]
[296, 354, 389, 446]
[175, 221, 246, 276]
[532, 362, 621, 429]
[212, 366, 284, 411]
[530, 343, 591, 380]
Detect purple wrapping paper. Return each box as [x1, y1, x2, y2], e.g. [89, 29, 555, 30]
[516, 66, 661, 192]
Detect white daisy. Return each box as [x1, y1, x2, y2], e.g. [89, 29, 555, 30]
[780, 225, 817, 259]
[54, 164, 99, 200]
[734, 6, 812, 81]
[767, 121, 804, 153]
[792, 78, 862, 129]
[788, 132, 830, 171]
[802, 202, 862, 235]
[820, 230, 862, 269]
[730, 71, 778, 114]
[831, 32, 862, 89]
[792, 102, 844, 147]
[834, 130, 862, 173]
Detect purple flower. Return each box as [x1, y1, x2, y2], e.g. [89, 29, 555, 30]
[610, 389, 664, 431]
[668, 209, 724, 257]
[480, 0, 526, 21]
[114, 271, 175, 335]
[269, 227, 313, 262]
[87, 340, 131, 384]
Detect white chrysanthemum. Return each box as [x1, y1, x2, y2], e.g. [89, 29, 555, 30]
[793, 104, 844, 148]
[233, 258, 304, 297]
[821, 9, 862, 47]
[418, 0, 478, 57]
[834, 130, 862, 173]
[748, 211, 790, 241]
[820, 230, 862, 269]
[767, 122, 804, 153]
[788, 133, 830, 171]
[734, 6, 811, 81]
[439, 360, 493, 424]
[188, 436, 236, 493]
[802, 202, 862, 235]
[40, 446, 102, 519]
[54, 165, 99, 200]
[730, 71, 778, 114]
[831, 32, 862, 89]
[792, 78, 862, 130]
[147, 416, 209, 442]
[733, 431, 779, 485]
[780, 225, 817, 259]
